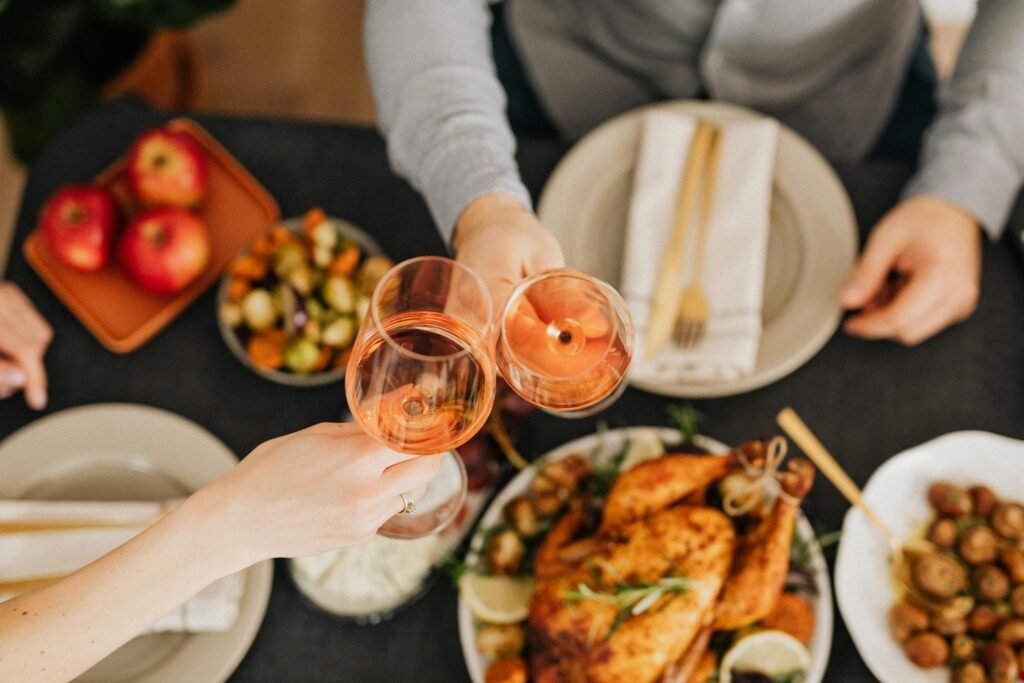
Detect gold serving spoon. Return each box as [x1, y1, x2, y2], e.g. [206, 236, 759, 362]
[777, 407, 947, 613]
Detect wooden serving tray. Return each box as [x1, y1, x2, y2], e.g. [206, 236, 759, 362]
[24, 118, 280, 353]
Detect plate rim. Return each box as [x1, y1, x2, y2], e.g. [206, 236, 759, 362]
[457, 426, 833, 683]
[0, 403, 273, 683]
[536, 99, 858, 398]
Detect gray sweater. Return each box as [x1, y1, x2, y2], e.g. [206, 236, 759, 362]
[365, 0, 1024, 241]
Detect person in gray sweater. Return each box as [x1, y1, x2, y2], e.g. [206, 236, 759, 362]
[365, 0, 1024, 346]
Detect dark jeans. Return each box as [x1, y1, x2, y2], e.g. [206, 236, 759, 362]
[491, 5, 938, 162]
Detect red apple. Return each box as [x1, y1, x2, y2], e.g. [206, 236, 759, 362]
[125, 128, 208, 208]
[39, 184, 118, 272]
[118, 207, 210, 295]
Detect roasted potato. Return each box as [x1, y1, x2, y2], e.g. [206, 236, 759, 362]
[930, 612, 967, 637]
[929, 483, 973, 517]
[476, 623, 526, 659]
[995, 619, 1024, 646]
[951, 661, 986, 683]
[905, 631, 949, 668]
[993, 504, 1024, 541]
[969, 604, 1001, 635]
[928, 518, 959, 549]
[484, 658, 527, 683]
[890, 601, 930, 642]
[970, 486, 999, 518]
[960, 526, 999, 566]
[913, 552, 968, 599]
[486, 529, 526, 575]
[1000, 548, 1024, 583]
[950, 633, 976, 662]
[760, 593, 815, 644]
[504, 497, 542, 538]
[1011, 585, 1024, 616]
[973, 565, 1011, 602]
[981, 641, 1019, 682]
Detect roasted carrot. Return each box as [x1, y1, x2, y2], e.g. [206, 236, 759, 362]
[227, 278, 252, 303]
[249, 233, 275, 258]
[247, 330, 288, 370]
[761, 592, 816, 644]
[312, 346, 333, 372]
[329, 244, 361, 277]
[229, 254, 269, 280]
[303, 207, 328, 240]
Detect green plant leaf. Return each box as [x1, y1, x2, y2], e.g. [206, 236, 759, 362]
[667, 403, 703, 443]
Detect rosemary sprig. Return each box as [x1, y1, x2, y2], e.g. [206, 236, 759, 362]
[563, 576, 690, 637]
[667, 403, 703, 443]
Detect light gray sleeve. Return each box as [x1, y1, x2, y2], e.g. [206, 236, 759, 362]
[902, 0, 1024, 238]
[364, 0, 532, 243]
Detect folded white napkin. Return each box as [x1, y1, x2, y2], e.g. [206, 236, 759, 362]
[0, 499, 244, 634]
[622, 109, 778, 384]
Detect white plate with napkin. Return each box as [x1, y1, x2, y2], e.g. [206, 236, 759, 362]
[538, 100, 857, 397]
[0, 404, 273, 683]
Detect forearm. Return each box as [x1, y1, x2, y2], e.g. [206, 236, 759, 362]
[0, 490, 243, 682]
[902, 0, 1024, 237]
[364, 0, 531, 241]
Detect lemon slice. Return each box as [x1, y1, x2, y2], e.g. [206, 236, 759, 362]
[619, 431, 667, 472]
[719, 630, 812, 683]
[459, 574, 535, 624]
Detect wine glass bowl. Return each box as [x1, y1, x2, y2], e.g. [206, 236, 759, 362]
[345, 256, 495, 539]
[497, 269, 634, 418]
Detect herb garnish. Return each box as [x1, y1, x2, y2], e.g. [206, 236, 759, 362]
[667, 403, 703, 443]
[563, 576, 690, 638]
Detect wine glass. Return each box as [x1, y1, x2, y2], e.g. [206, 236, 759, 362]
[346, 256, 496, 538]
[496, 269, 634, 418]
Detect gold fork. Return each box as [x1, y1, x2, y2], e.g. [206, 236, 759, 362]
[672, 126, 721, 349]
[645, 120, 715, 359]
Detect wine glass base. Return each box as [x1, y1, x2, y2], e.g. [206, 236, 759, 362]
[377, 450, 467, 539]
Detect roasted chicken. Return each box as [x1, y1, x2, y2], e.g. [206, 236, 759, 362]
[520, 441, 814, 683]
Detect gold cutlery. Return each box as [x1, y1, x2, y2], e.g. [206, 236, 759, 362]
[673, 126, 721, 349]
[776, 407, 945, 613]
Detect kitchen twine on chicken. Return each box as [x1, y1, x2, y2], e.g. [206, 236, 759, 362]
[722, 436, 799, 516]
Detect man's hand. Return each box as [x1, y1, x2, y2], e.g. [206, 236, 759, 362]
[452, 193, 565, 312]
[0, 282, 52, 408]
[841, 195, 982, 346]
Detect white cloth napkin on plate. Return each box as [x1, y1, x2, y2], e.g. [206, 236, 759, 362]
[0, 499, 244, 634]
[621, 109, 778, 384]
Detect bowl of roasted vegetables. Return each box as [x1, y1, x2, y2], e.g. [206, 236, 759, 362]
[456, 426, 834, 683]
[836, 431, 1024, 683]
[217, 208, 392, 386]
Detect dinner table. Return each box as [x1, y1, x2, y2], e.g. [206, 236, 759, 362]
[3, 97, 1024, 683]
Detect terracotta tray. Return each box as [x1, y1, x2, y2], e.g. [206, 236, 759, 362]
[24, 118, 280, 353]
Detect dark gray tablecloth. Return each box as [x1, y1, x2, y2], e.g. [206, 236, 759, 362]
[3, 99, 1024, 682]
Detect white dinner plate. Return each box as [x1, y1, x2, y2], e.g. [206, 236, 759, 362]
[835, 431, 1024, 683]
[537, 100, 858, 398]
[458, 427, 833, 682]
[0, 403, 273, 683]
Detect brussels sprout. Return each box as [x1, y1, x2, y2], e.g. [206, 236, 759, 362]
[287, 265, 315, 296]
[273, 243, 307, 278]
[322, 317, 356, 347]
[219, 302, 243, 328]
[357, 256, 394, 295]
[241, 289, 278, 331]
[309, 220, 338, 250]
[313, 244, 333, 269]
[284, 338, 322, 373]
[305, 298, 325, 321]
[323, 276, 357, 313]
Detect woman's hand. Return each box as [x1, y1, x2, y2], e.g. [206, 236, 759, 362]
[841, 196, 982, 346]
[0, 282, 52, 409]
[452, 193, 565, 312]
[189, 422, 442, 570]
